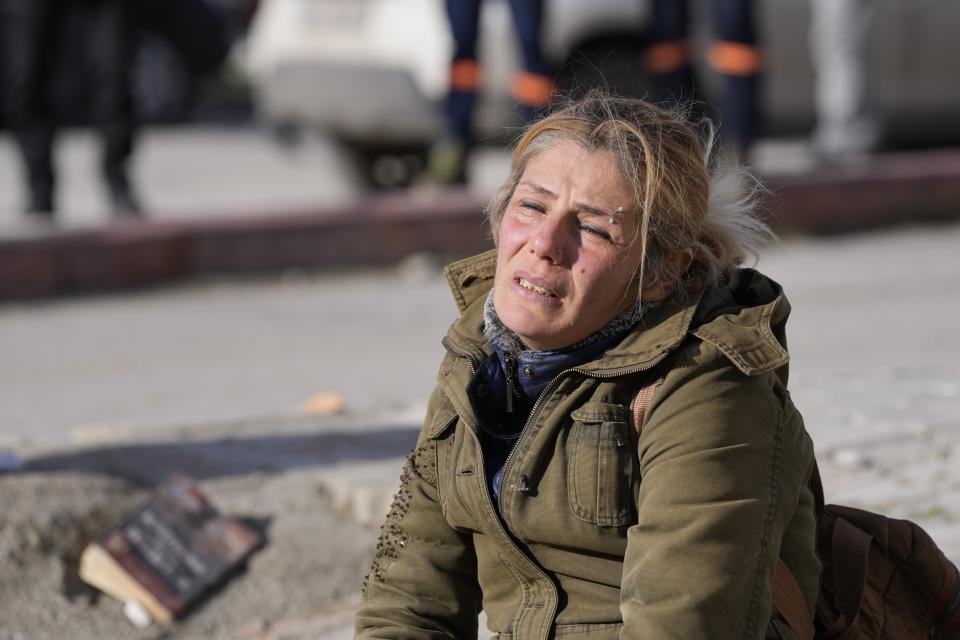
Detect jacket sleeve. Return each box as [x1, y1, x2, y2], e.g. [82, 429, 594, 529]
[620, 343, 814, 639]
[355, 388, 482, 639]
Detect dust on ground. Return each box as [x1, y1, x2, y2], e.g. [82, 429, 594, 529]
[0, 470, 378, 640]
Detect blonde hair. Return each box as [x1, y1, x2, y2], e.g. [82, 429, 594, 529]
[487, 92, 773, 300]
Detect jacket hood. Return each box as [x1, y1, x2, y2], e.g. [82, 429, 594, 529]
[441, 250, 791, 379]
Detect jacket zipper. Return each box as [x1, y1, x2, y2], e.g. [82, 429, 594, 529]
[504, 354, 517, 414]
[443, 336, 669, 510]
[462, 418, 558, 628]
[930, 564, 960, 638]
[496, 351, 670, 510]
[443, 337, 560, 624]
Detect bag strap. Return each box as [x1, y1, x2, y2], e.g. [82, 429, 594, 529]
[774, 560, 816, 640]
[823, 517, 873, 635]
[807, 459, 873, 637]
[631, 381, 815, 640]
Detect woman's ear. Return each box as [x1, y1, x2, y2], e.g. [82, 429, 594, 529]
[641, 248, 694, 302]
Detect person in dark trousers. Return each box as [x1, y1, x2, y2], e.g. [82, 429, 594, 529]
[642, 0, 761, 159]
[429, 0, 555, 184]
[0, 0, 140, 218]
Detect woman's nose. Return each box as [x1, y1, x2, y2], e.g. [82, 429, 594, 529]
[530, 216, 567, 263]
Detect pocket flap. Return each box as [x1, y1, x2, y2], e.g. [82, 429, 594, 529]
[570, 402, 629, 424]
[427, 406, 458, 439]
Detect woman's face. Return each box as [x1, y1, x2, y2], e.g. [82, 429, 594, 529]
[492, 141, 648, 351]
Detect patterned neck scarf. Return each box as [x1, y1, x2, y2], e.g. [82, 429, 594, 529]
[483, 291, 657, 357]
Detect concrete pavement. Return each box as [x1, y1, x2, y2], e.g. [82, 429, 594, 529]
[0, 127, 363, 228]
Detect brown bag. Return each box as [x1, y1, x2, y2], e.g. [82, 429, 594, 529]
[790, 465, 960, 639]
[631, 383, 960, 640]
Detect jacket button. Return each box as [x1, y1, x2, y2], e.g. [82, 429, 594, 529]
[476, 384, 488, 398]
[523, 365, 535, 377]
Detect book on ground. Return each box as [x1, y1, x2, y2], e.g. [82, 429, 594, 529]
[79, 473, 263, 623]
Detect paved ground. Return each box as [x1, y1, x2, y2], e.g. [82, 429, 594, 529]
[0, 258, 451, 454]
[4, 222, 958, 460]
[0, 128, 363, 231]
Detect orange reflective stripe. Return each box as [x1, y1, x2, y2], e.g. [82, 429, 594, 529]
[643, 40, 691, 75]
[708, 41, 762, 76]
[450, 59, 481, 91]
[511, 71, 554, 108]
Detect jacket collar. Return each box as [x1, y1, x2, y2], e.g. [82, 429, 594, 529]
[441, 250, 791, 378]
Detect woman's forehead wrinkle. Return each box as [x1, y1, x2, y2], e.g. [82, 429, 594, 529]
[517, 181, 555, 197]
[574, 202, 616, 218]
[518, 183, 620, 218]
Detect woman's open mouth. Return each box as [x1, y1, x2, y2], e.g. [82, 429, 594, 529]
[516, 277, 559, 298]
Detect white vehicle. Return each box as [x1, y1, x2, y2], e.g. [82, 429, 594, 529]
[245, 0, 960, 184]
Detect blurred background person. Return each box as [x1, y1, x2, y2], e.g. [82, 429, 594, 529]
[133, 0, 234, 124]
[0, 0, 140, 219]
[643, 0, 761, 160]
[810, 0, 878, 162]
[428, 0, 555, 185]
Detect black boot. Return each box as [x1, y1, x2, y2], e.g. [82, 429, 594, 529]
[105, 165, 142, 217]
[109, 181, 142, 217]
[26, 179, 54, 217]
[23, 142, 56, 217]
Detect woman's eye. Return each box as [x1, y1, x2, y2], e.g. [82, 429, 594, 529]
[581, 224, 611, 240]
[518, 199, 545, 213]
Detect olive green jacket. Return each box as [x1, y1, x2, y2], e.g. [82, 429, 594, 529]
[356, 250, 820, 640]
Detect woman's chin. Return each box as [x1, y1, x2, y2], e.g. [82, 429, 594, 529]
[495, 286, 574, 350]
[500, 314, 572, 351]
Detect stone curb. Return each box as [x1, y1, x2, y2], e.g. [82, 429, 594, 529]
[768, 149, 960, 234]
[0, 188, 492, 301]
[2, 149, 960, 301]
[317, 458, 405, 528]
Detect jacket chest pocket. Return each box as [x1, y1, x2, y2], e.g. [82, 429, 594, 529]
[566, 403, 637, 527]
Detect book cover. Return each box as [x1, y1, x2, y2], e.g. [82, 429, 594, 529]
[79, 473, 263, 623]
